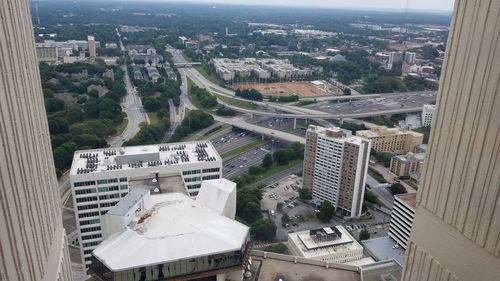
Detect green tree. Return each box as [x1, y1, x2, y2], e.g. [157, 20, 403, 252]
[45, 98, 65, 113]
[262, 153, 273, 169]
[364, 190, 380, 205]
[298, 188, 312, 200]
[317, 201, 335, 222]
[281, 213, 290, 226]
[264, 243, 288, 254]
[359, 229, 370, 240]
[343, 88, 352, 95]
[48, 117, 69, 134]
[273, 149, 290, 165]
[388, 183, 406, 195]
[251, 219, 277, 241]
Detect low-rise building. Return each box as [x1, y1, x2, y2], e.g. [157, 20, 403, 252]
[146, 66, 161, 82]
[390, 152, 425, 181]
[388, 192, 416, 250]
[89, 179, 250, 281]
[356, 126, 424, 154]
[288, 225, 364, 263]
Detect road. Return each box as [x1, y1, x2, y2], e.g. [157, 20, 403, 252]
[108, 32, 147, 147]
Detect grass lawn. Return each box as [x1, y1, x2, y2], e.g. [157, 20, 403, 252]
[195, 65, 227, 87]
[147, 112, 159, 125]
[239, 159, 303, 187]
[113, 118, 128, 136]
[221, 139, 266, 158]
[196, 123, 230, 141]
[368, 168, 386, 183]
[216, 94, 256, 110]
[403, 179, 419, 189]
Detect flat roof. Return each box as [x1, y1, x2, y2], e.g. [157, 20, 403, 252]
[289, 225, 363, 258]
[70, 141, 220, 176]
[362, 236, 405, 266]
[395, 192, 417, 209]
[106, 188, 149, 216]
[93, 192, 249, 271]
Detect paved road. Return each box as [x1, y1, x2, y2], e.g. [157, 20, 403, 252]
[108, 35, 147, 147]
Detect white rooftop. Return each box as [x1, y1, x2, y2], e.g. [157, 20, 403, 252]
[289, 226, 363, 259]
[93, 191, 249, 271]
[70, 141, 221, 176]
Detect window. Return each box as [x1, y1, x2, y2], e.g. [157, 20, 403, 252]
[99, 193, 120, 200]
[74, 181, 96, 187]
[81, 226, 101, 233]
[83, 241, 100, 248]
[75, 188, 96, 195]
[120, 185, 128, 190]
[184, 176, 201, 183]
[202, 174, 220, 180]
[119, 177, 127, 182]
[78, 212, 99, 219]
[183, 169, 201, 175]
[97, 178, 118, 185]
[187, 184, 201, 190]
[77, 204, 98, 211]
[76, 196, 97, 203]
[202, 167, 220, 173]
[80, 219, 100, 226]
[100, 202, 118, 208]
[81, 233, 102, 240]
[98, 186, 119, 193]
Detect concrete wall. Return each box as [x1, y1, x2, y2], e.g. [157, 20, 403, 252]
[403, 0, 500, 280]
[0, 0, 73, 280]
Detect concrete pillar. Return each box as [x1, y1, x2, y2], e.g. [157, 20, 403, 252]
[293, 118, 297, 130]
[0, 0, 73, 280]
[402, 1, 500, 280]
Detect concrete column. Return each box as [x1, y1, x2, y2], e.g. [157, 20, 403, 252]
[402, 0, 500, 280]
[293, 118, 297, 130]
[0, 1, 73, 280]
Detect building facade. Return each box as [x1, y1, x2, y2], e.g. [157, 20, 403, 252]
[404, 51, 416, 64]
[288, 226, 364, 263]
[402, 0, 500, 280]
[70, 141, 222, 267]
[388, 193, 416, 250]
[304, 126, 370, 217]
[421, 104, 435, 127]
[88, 35, 96, 59]
[35, 44, 58, 62]
[390, 152, 425, 181]
[89, 180, 250, 281]
[0, 0, 73, 280]
[356, 126, 423, 154]
[388, 51, 404, 69]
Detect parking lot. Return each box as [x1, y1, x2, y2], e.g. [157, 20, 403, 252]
[261, 175, 301, 211]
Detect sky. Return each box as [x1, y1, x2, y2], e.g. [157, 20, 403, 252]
[157, 0, 455, 12]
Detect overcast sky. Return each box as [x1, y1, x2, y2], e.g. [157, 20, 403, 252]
[159, 0, 455, 12]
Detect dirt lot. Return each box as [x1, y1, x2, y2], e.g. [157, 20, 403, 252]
[234, 81, 333, 98]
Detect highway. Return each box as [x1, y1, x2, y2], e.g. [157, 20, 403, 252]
[108, 33, 148, 147]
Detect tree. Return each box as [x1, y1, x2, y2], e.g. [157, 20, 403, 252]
[298, 188, 312, 200]
[359, 229, 370, 240]
[317, 201, 335, 222]
[251, 219, 277, 241]
[388, 183, 406, 195]
[142, 97, 161, 112]
[364, 190, 380, 205]
[48, 117, 69, 134]
[273, 149, 290, 165]
[249, 165, 264, 175]
[262, 153, 273, 169]
[264, 243, 288, 254]
[45, 98, 65, 113]
[343, 88, 352, 95]
[281, 213, 290, 226]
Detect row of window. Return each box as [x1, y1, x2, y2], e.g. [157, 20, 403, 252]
[183, 169, 201, 175]
[187, 184, 201, 190]
[97, 178, 118, 185]
[77, 204, 99, 211]
[75, 188, 96, 196]
[80, 219, 100, 226]
[99, 193, 121, 200]
[202, 167, 220, 173]
[83, 241, 100, 248]
[79, 211, 99, 219]
[81, 226, 101, 233]
[76, 196, 98, 203]
[202, 174, 220, 180]
[185, 177, 201, 183]
[98, 186, 119, 193]
[74, 181, 96, 187]
[81, 233, 102, 240]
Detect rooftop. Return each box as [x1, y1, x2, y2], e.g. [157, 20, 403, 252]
[357, 126, 424, 138]
[92, 191, 249, 271]
[362, 236, 405, 266]
[395, 192, 417, 209]
[288, 225, 363, 258]
[70, 141, 220, 176]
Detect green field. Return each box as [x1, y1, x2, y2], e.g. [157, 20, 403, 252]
[221, 139, 265, 158]
[147, 112, 160, 125]
[113, 118, 128, 136]
[216, 94, 255, 110]
[368, 168, 387, 183]
[196, 65, 226, 86]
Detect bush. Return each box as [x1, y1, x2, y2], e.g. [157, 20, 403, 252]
[359, 229, 370, 240]
[388, 183, 406, 195]
[298, 188, 312, 200]
[264, 243, 288, 254]
[216, 106, 236, 116]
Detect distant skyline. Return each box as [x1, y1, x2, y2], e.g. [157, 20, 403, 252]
[146, 0, 455, 12]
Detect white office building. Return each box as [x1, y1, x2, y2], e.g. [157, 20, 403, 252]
[305, 126, 370, 217]
[70, 141, 222, 267]
[388, 193, 417, 250]
[288, 225, 364, 263]
[421, 104, 436, 127]
[404, 52, 417, 64]
[88, 179, 250, 281]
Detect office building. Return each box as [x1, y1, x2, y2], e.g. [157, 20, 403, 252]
[390, 152, 425, 181]
[88, 35, 96, 59]
[388, 193, 416, 250]
[288, 226, 364, 263]
[304, 125, 370, 217]
[404, 51, 416, 64]
[35, 44, 58, 62]
[388, 51, 404, 69]
[70, 141, 222, 267]
[421, 104, 436, 127]
[357, 126, 423, 154]
[0, 0, 73, 280]
[402, 0, 500, 280]
[88, 179, 250, 281]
